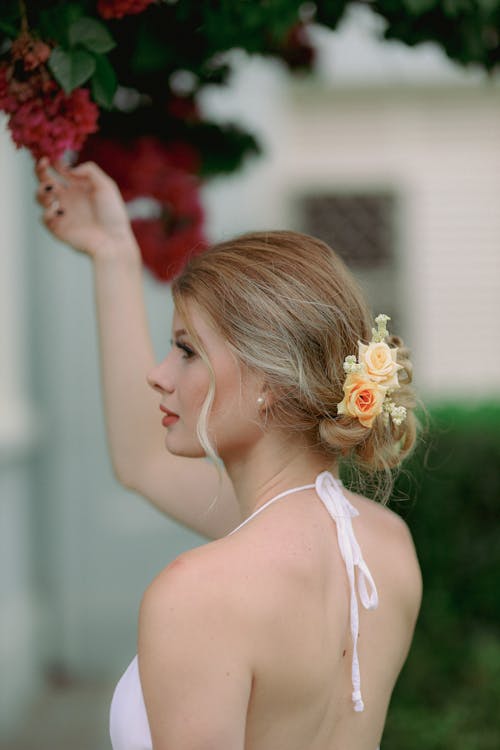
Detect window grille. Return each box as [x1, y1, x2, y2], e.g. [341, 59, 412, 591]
[297, 191, 401, 332]
[300, 193, 395, 269]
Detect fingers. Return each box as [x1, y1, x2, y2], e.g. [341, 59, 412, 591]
[68, 161, 112, 185]
[35, 156, 58, 184]
[34, 157, 77, 209]
[45, 197, 65, 222]
[41, 200, 66, 238]
[35, 157, 114, 195]
[35, 180, 62, 209]
[44, 158, 110, 185]
[34, 156, 49, 179]
[35, 174, 65, 228]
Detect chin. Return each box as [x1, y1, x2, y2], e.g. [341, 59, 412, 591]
[164, 434, 207, 459]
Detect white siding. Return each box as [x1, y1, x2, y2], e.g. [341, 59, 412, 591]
[203, 75, 500, 398]
[279, 86, 500, 397]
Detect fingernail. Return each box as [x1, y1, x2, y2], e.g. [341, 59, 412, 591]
[44, 184, 53, 192]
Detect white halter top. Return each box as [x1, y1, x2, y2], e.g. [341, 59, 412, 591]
[109, 470, 379, 750]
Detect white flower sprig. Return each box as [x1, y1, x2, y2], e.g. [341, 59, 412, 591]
[382, 400, 407, 427]
[343, 355, 363, 374]
[371, 313, 391, 343]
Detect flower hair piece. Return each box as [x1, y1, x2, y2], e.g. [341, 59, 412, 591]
[337, 314, 407, 429]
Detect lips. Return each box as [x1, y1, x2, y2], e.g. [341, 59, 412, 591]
[160, 406, 179, 417]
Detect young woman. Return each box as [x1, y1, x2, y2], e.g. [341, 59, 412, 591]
[35, 157, 422, 750]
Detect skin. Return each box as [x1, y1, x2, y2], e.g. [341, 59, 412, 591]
[34, 158, 422, 750]
[147, 303, 330, 519]
[143, 305, 422, 750]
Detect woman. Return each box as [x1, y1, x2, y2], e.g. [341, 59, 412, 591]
[35, 157, 422, 750]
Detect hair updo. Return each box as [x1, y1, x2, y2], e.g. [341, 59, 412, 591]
[172, 230, 418, 502]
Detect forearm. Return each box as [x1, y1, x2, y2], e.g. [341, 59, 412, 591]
[91, 235, 241, 538]
[92, 237, 163, 486]
[33, 159, 241, 534]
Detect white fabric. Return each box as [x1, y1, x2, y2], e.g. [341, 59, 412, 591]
[227, 481, 316, 535]
[109, 654, 151, 750]
[109, 471, 379, 750]
[314, 471, 379, 711]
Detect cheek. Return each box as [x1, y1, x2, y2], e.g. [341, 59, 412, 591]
[178, 367, 210, 415]
[211, 365, 256, 423]
[211, 375, 238, 418]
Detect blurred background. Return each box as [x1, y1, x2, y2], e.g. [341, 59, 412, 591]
[1, 2, 499, 749]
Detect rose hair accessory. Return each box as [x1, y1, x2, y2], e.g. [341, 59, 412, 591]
[337, 314, 407, 429]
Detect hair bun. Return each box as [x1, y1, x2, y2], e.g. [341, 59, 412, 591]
[318, 327, 419, 502]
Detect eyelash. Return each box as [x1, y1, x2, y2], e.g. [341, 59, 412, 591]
[173, 340, 195, 359]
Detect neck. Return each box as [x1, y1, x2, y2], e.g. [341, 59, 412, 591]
[221, 431, 336, 521]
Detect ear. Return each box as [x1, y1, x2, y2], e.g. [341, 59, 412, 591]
[257, 383, 277, 411]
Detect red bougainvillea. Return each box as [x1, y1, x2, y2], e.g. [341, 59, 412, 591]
[97, 0, 156, 20]
[0, 4, 319, 282]
[10, 33, 51, 71]
[0, 32, 99, 161]
[280, 23, 316, 70]
[78, 135, 207, 281]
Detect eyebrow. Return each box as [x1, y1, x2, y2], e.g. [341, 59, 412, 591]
[173, 328, 205, 347]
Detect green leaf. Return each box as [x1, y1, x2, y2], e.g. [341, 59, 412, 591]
[130, 18, 173, 73]
[0, 0, 21, 37]
[0, 19, 19, 37]
[90, 54, 118, 109]
[403, 0, 436, 13]
[477, 0, 500, 12]
[39, 3, 86, 48]
[48, 47, 96, 93]
[68, 17, 116, 54]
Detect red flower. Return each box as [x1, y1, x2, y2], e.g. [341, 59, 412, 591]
[280, 23, 316, 71]
[78, 135, 207, 281]
[1, 73, 99, 161]
[166, 95, 200, 123]
[0, 32, 99, 161]
[10, 33, 51, 71]
[0, 66, 17, 111]
[97, 0, 156, 19]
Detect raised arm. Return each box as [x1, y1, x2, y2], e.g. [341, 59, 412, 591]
[34, 158, 240, 539]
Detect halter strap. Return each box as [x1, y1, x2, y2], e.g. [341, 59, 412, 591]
[315, 471, 379, 711]
[227, 483, 315, 536]
[226, 471, 379, 712]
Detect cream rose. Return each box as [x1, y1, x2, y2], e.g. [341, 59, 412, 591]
[337, 372, 387, 428]
[358, 341, 402, 388]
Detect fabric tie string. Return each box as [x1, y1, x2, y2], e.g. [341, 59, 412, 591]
[315, 471, 379, 712]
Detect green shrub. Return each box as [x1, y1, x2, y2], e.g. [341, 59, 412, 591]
[382, 402, 500, 749]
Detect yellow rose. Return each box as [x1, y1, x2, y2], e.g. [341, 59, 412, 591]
[358, 341, 402, 388]
[337, 372, 387, 428]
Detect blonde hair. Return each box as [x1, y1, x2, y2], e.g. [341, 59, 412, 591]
[172, 230, 418, 503]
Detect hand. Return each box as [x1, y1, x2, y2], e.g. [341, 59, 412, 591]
[35, 158, 139, 259]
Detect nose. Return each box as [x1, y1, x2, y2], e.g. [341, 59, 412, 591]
[147, 356, 174, 395]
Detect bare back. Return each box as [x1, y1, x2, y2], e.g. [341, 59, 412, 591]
[213, 484, 422, 750]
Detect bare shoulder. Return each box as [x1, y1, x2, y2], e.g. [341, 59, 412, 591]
[349, 487, 418, 546]
[138, 545, 252, 749]
[140, 538, 252, 624]
[348, 490, 423, 622]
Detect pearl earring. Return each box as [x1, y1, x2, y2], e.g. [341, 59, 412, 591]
[257, 396, 265, 407]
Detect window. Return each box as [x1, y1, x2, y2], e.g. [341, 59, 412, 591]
[298, 191, 401, 330]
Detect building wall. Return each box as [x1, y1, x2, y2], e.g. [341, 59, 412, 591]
[0, 125, 43, 739]
[282, 84, 500, 398]
[202, 71, 500, 399]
